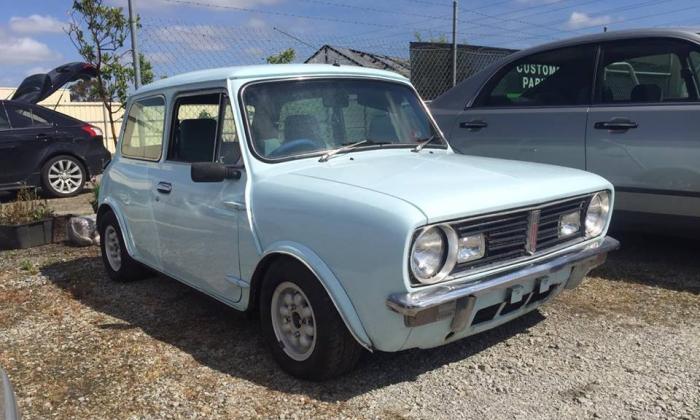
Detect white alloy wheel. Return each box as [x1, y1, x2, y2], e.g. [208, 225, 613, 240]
[48, 159, 83, 194]
[104, 225, 122, 271]
[270, 281, 317, 361]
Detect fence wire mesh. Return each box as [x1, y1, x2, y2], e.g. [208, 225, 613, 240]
[139, 18, 515, 100]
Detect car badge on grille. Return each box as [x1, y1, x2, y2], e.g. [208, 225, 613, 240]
[525, 209, 540, 255]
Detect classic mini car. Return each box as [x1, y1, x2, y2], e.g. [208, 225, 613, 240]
[97, 64, 618, 380]
[430, 29, 700, 233]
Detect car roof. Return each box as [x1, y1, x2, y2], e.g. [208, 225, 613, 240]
[136, 64, 410, 96]
[511, 27, 700, 58]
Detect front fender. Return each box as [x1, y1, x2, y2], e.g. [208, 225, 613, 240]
[98, 196, 137, 257]
[260, 241, 374, 351]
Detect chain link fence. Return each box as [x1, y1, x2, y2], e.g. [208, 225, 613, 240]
[139, 18, 515, 100]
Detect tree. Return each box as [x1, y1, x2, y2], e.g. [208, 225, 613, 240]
[266, 48, 296, 64]
[68, 0, 153, 145]
[413, 31, 449, 43]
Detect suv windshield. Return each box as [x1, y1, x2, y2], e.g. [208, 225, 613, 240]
[242, 78, 443, 161]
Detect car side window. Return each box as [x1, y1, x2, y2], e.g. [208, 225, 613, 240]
[0, 105, 9, 130]
[168, 93, 221, 163]
[121, 96, 166, 161]
[478, 45, 596, 107]
[4, 103, 49, 128]
[218, 101, 242, 165]
[596, 39, 697, 104]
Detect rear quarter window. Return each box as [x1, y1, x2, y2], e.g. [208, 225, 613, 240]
[121, 96, 166, 161]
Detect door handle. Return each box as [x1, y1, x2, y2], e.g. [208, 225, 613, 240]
[459, 120, 488, 130]
[156, 182, 172, 194]
[36, 134, 49, 141]
[594, 119, 638, 131]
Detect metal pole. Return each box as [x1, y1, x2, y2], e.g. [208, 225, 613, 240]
[452, 0, 458, 87]
[128, 0, 142, 89]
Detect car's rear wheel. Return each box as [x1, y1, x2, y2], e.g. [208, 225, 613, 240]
[99, 211, 149, 282]
[41, 155, 86, 197]
[260, 259, 363, 380]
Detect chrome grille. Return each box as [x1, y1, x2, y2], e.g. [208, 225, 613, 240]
[450, 195, 591, 275]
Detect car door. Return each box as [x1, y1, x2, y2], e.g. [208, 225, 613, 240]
[0, 102, 57, 186]
[586, 38, 700, 219]
[446, 44, 597, 169]
[150, 91, 246, 304]
[113, 96, 166, 266]
[0, 104, 13, 185]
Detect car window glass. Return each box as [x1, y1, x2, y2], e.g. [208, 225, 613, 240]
[480, 45, 596, 107]
[217, 101, 242, 165]
[121, 97, 165, 160]
[5, 104, 37, 128]
[687, 51, 700, 92]
[0, 106, 9, 130]
[597, 39, 694, 103]
[168, 93, 221, 163]
[244, 79, 440, 160]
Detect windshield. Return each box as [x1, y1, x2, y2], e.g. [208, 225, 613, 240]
[241, 78, 444, 161]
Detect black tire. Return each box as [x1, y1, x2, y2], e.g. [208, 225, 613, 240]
[260, 259, 364, 381]
[41, 155, 86, 198]
[99, 211, 149, 282]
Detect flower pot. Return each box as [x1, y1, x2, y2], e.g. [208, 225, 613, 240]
[0, 219, 54, 250]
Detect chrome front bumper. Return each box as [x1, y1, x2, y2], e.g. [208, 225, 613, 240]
[386, 236, 619, 333]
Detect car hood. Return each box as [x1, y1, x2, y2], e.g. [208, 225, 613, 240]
[11, 62, 97, 104]
[288, 150, 611, 223]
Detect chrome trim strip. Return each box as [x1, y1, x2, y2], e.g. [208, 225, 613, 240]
[388, 236, 619, 317]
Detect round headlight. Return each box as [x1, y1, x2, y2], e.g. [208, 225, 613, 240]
[410, 225, 458, 284]
[585, 191, 610, 237]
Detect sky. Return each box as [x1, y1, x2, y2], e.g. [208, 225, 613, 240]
[1, 0, 700, 87]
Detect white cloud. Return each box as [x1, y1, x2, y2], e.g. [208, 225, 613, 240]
[108, 0, 281, 10]
[247, 17, 267, 29]
[151, 25, 229, 51]
[25, 66, 51, 75]
[0, 30, 61, 65]
[9, 15, 66, 34]
[565, 11, 613, 30]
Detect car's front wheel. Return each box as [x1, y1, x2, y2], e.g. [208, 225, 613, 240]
[41, 155, 86, 197]
[99, 211, 149, 282]
[260, 259, 363, 380]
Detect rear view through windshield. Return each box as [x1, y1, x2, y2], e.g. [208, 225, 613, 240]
[241, 78, 442, 160]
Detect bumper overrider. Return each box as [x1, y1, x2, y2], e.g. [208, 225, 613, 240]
[387, 236, 619, 334]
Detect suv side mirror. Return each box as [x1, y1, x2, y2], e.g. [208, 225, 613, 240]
[191, 162, 242, 182]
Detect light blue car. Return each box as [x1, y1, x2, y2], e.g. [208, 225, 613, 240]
[97, 64, 618, 380]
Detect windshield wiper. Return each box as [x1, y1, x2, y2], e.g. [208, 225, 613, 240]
[318, 139, 390, 162]
[411, 135, 437, 153]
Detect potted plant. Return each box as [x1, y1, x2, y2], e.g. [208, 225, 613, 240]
[0, 187, 55, 250]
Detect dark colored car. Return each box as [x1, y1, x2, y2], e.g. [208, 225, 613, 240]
[0, 62, 111, 197]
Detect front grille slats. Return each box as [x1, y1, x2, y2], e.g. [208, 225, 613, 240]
[449, 195, 591, 276]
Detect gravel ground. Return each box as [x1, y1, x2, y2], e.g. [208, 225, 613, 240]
[0, 231, 698, 419]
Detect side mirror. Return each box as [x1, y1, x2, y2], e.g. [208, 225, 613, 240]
[191, 162, 242, 183]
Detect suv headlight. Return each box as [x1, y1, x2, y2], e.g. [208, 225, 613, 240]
[410, 225, 458, 284]
[585, 191, 611, 237]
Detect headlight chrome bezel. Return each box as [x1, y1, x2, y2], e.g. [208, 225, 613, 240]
[410, 225, 459, 285]
[585, 191, 611, 238]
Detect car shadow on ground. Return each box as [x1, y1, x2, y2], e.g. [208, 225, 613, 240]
[41, 255, 544, 401]
[593, 230, 700, 294]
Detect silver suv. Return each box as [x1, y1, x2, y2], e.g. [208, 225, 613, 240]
[431, 29, 700, 233]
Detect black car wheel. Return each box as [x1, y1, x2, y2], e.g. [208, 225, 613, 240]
[260, 259, 363, 380]
[41, 155, 86, 197]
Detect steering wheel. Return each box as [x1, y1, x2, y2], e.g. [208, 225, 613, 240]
[268, 138, 324, 159]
